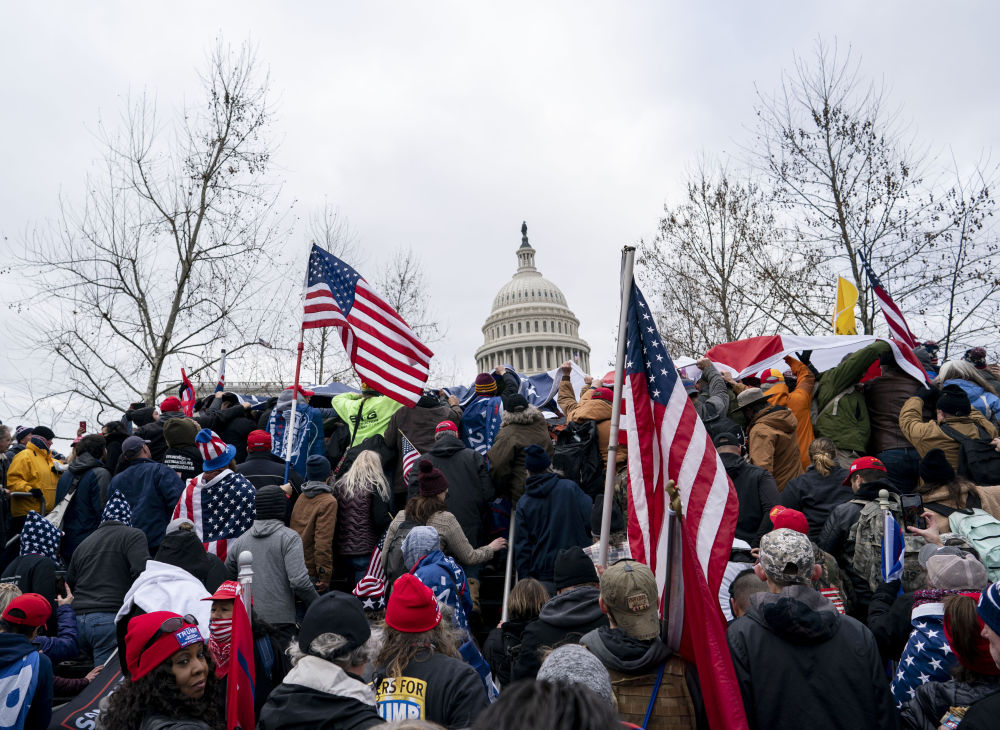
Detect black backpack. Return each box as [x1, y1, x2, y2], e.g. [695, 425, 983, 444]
[383, 518, 418, 586]
[552, 420, 603, 498]
[939, 423, 1000, 486]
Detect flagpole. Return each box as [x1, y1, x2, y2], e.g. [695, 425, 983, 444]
[216, 348, 227, 392]
[500, 515, 516, 624]
[599, 245, 636, 567]
[283, 335, 305, 483]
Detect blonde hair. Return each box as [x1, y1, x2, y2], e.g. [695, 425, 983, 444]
[809, 437, 838, 477]
[337, 450, 391, 503]
[936, 360, 998, 396]
[0, 583, 23, 614]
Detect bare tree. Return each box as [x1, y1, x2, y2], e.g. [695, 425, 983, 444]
[375, 247, 443, 344]
[21, 40, 287, 412]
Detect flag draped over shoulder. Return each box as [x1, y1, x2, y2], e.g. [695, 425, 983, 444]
[833, 276, 858, 335]
[303, 245, 433, 406]
[620, 280, 747, 730]
[858, 251, 918, 348]
[227, 591, 255, 730]
[173, 470, 256, 561]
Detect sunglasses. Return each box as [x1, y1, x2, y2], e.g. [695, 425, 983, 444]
[140, 614, 199, 655]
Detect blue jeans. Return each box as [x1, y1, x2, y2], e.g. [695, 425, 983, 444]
[77, 611, 119, 667]
[878, 447, 920, 494]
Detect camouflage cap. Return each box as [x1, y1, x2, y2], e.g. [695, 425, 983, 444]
[600, 560, 660, 641]
[759, 528, 815, 585]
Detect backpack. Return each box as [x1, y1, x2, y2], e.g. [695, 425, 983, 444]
[383, 518, 418, 586]
[939, 423, 1000, 486]
[946, 508, 1000, 582]
[552, 420, 603, 498]
[850, 493, 926, 592]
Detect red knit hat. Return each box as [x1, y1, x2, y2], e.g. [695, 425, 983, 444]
[474, 373, 498, 395]
[435, 420, 458, 436]
[125, 611, 203, 680]
[769, 505, 810, 536]
[590, 387, 613, 402]
[160, 396, 183, 413]
[386, 574, 441, 633]
[2, 593, 51, 627]
[417, 459, 448, 497]
[246, 430, 272, 452]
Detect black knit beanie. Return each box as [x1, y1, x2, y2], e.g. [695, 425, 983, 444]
[938, 384, 972, 417]
[554, 546, 599, 590]
[920, 448, 956, 486]
[255, 485, 287, 521]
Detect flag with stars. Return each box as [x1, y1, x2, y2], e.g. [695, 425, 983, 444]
[303, 244, 433, 406]
[890, 601, 956, 708]
[619, 279, 745, 730]
[882, 510, 904, 583]
[353, 530, 388, 611]
[400, 432, 421, 481]
[173, 470, 256, 561]
[858, 250, 918, 348]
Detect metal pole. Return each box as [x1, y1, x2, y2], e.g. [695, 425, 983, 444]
[238, 550, 253, 621]
[500, 514, 517, 624]
[598, 246, 636, 567]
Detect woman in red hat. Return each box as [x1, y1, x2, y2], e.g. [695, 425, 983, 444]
[101, 611, 221, 730]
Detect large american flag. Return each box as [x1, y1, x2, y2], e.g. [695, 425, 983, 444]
[173, 470, 256, 561]
[890, 602, 957, 708]
[400, 432, 421, 481]
[303, 245, 433, 406]
[620, 280, 746, 730]
[858, 251, 918, 348]
[215, 349, 227, 393]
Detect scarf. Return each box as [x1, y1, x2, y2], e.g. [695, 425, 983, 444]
[913, 588, 969, 608]
[209, 617, 233, 677]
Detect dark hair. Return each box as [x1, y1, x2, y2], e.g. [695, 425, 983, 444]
[728, 569, 766, 615]
[404, 495, 448, 526]
[100, 649, 222, 730]
[916, 475, 980, 510]
[102, 421, 126, 436]
[472, 679, 621, 730]
[76, 434, 107, 460]
[943, 594, 989, 683]
[220, 393, 239, 407]
[0, 619, 36, 637]
[851, 468, 885, 485]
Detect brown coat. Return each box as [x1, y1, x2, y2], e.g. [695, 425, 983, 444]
[487, 406, 553, 502]
[898, 396, 998, 468]
[556, 378, 627, 468]
[921, 482, 1000, 521]
[747, 406, 804, 491]
[764, 357, 815, 470]
[864, 371, 924, 454]
[381, 508, 495, 570]
[289, 483, 338, 582]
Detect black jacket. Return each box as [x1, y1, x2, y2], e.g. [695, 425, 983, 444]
[513, 472, 592, 582]
[387, 394, 463, 491]
[57, 453, 113, 557]
[961, 689, 1000, 729]
[137, 408, 246, 463]
[482, 617, 532, 688]
[163, 445, 202, 482]
[780, 465, 853, 541]
[728, 585, 898, 730]
[258, 656, 381, 730]
[406, 434, 493, 547]
[68, 521, 149, 613]
[2, 554, 59, 630]
[901, 677, 1000, 730]
[511, 585, 609, 681]
[235, 452, 304, 491]
[154, 529, 229, 593]
[720, 452, 780, 548]
[867, 580, 915, 665]
[374, 650, 487, 729]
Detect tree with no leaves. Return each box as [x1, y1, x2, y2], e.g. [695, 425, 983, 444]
[23, 39, 288, 413]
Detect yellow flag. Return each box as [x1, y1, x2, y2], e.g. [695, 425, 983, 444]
[833, 276, 858, 335]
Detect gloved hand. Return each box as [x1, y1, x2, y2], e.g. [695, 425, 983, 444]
[915, 385, 940, 407]
[29, 488, 43, 501]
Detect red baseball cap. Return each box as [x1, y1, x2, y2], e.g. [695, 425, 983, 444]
[2, 593, 52, 627]
[769, 506, 810, 536]
[435, 420, 458, 435]
[246, 430, 272, 452]
[125, 611, 203, 680]
[842, 456, 887, 486]
[590, 387, 613, 402]
[160, 396, 183, 413]
[202, 580, 241, 602]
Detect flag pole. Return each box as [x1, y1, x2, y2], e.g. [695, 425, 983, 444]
[283, 335, 305, 483]
[216, 348, 227, 392]
[599, 245, 636, 567]
[500, 515, 516, 624]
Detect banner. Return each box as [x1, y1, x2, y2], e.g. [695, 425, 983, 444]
[49, 657, 123, 729]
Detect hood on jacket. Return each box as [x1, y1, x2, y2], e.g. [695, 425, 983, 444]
[251, 519, 285, 537]
[282, 655, 376, 705]
[416, 394, 443, 409]
[244, 451, 286, 465]
[415, 549, 463, 580]
[855, 478, 899, 501]
[719, 451, 749, 474]
[428, 433, 467, 459]
[127, 405, 157, 427]
[581, 626, 671, 674]
[538, 585, 603, 628]
[750, 405, 798, 435]
[0, 633, 38, 665]
[570, 397, 612, 424]
[156, 530, 214, 576]
[944, 378, 992, 400]
[748, 584, 841, 645]
[68, 452, 105, 475]
[524, 471, 561, 499]
[301, 480, 333, 497]
[501, 405, 546, 427]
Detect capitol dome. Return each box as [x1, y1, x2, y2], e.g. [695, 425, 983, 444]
[475, 223, 591, 375]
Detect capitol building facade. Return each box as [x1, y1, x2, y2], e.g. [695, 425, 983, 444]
[474, 223, 591, 376]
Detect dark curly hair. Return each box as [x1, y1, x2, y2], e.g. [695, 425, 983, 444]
[100, 650, 223, 730]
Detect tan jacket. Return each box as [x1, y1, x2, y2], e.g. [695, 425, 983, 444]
[898, 396, 998, 468]
[381, 509, 494, 571]
[747, 406, 804, 491]
[557, 378, 627, 468]
[921, 483, 1000, 521]
[289, 483, 338, 582]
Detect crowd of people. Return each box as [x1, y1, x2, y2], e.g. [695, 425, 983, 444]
[2, 343, 1000, 728]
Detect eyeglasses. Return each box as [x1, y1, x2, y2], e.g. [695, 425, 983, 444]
[140, 614, 199, 655]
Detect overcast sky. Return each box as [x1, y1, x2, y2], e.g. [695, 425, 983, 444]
[1, 1, 997, 434]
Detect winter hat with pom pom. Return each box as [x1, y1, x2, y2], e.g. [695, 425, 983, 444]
[417, 459, 449, 497]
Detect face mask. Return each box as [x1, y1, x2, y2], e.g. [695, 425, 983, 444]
[209, 617, 233, 643]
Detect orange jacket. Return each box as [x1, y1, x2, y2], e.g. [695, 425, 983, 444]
[764, 357, 815, 470]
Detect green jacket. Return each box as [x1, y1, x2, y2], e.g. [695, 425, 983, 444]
[330, 392, 404, 448]
[813, 341, 890, 453]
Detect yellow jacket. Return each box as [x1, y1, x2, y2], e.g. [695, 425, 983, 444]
[7, 441, 59, 517]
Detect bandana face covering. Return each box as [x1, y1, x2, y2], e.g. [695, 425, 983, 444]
[209, 618, 233, 677]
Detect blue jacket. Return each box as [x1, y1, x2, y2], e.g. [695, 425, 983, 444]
[108, 458, 184, 549]
[413, 550, 474, 634]
[944, 379, 1000, 423]
[58, 454, 112, 558]
[34, 604, 79, 663]
[514, 472, 592, 581]
[0, 632, 53, 729]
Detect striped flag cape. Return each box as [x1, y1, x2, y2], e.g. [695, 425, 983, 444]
[303, 245, 433, 406]
[173, 470, 256, 561]
[216, 349, 227, 393]
[180, 368, 196, 417]
[858, 251, 918, 348]
[620, 280, 747, 730]
[881, 509, 905, 583]
[400, 432, 421, 481]
[353, 531, 388, 611]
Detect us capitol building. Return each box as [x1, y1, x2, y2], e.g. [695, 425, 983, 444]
[474, 223, 591, 376]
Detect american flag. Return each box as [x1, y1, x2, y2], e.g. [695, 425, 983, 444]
[303, 245, 433, 406]
[216, 349, 227, 393]
[173, 470, 256, 561]
[858, 251, 918, 348]
[400, 432, 421, 480]
[881, 510, 904, 583]
[180, 368, 196, 417]
[353, 531, 388, 611]
[620, 280, 746, 730]
[890, 602, 956, 708]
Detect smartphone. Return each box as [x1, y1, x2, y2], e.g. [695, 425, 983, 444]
[54, 569, 68, 598]
[901, 494, 926, 530]
[79, 420, 87, 431]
